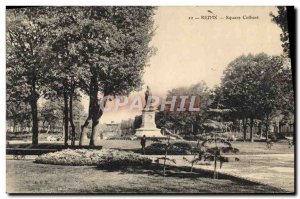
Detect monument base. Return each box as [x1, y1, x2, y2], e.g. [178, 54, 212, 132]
[135, 128, 166, 138]
[134, 102, 166, 138]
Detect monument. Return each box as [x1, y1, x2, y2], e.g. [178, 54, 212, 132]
[135, 86, 165, 138]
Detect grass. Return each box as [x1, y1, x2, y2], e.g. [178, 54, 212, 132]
[97, 140, 294, 155]
[6, 140, 294, 193]
[7, 140, 294, 155]
[6, 160, 287, 194]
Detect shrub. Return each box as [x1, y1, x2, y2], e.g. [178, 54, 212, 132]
[35, 149, 152, 168]
[268, 133, 277, 141]
[206, 146, 239, 154]
[145, 142, 193, 155]
[145, 143, 167, 155]
[172, 142, 193, 151]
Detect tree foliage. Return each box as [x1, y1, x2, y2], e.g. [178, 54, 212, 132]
[7, 7, 54, 145]
[74, 7, 156, 146]
[219, 53, 293, 141]
[156, 81, 212, 135]
[270, 6, 290, 56]
[6, 7, 156, 146]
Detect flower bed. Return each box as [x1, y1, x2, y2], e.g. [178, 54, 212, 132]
[35, 149, 152, 168]
[97, 151, 152, 169]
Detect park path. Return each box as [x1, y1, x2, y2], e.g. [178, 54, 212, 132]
[145, 153, 294, 193]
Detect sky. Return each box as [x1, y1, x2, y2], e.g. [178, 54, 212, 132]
[83, 6, 284, 123]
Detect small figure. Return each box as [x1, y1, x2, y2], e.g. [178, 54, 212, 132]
[140, 135, 147, 155]
[288, 139, 293, 149]
[198, 146, 206, 161]
[266, 140, 273, 149]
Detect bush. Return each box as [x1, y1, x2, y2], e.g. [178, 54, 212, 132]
[35, 149, 152, 168]
[145, 142, 193, 155]
[145, 143, 167, 155]
[206, 146, 239, 154]
[268, 133, 277, 141]
[172, 142, 193, 151]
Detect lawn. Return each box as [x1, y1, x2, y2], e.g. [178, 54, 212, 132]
[95, 139, 294, 155]
[6, 160, 287, 194]
[8, 139, 294, 155]
[6, 139, 294, 193]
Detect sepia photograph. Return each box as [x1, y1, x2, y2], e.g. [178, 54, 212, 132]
[5, 5, 295, 194]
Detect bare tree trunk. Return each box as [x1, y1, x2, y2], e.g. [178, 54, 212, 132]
[46, 125, 50, 134]
[213, 153, 217, 179]
[265, 125, 269, 141]
[265, 116, 270, 141]
[63, 91, 69, 146]
[258, 122, 262, 138]
[30, 96, 39, 146]
[90, 119, 99, 146]
[69, 92, 76, 146]
[79, 70, 98, 146]
[41, 120, 46, 132]
[29, 85, 39, 146]
[89, 69, 111, 146]
[89, 96, 108, 146]
[79, 95, 93, 146]
[191, 139, 200, 172]
[12, 122, 16, 133]
[250, 118, 254, 142]
[79, 93, 93, 146]
[79, 117, 91, 146]
[163, 135, 171, 176]
[242, 118, 247, 142]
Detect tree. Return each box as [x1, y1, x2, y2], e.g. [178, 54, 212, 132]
[120, 119, 135, 136]
[7, 7, 155, 146]
[220, 54, 270, 141]
[40, 97, 85, 140]
[156, 81, 212, 137]
[40, 101, 62, 133]
[191, 133, 239, 179]
[270, 7, 290, 56]
[154, 133, 176, 177]
[7, 8, 53, 145]
[46, 7, 84, 145]
[6, 98, 31, 132]
[133, 115, 143, 130]
[255, 56, 293, 141]
[270, 7, 295, 142]
[220, 53, 293, 141]
[70, 97, 86, 142]
[76, 7, 156, 146]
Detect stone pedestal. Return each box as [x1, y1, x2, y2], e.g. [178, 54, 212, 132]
[135, 107, 165, 138]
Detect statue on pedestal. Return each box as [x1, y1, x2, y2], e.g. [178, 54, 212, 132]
[135, 86, 164, 138]
[145, 86, 152, 107]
